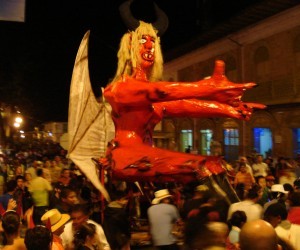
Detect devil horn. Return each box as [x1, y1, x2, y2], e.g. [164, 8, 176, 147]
[119, 0, 169, 36]
[119, 0, 140, 31]
[152, 2, 169, 36]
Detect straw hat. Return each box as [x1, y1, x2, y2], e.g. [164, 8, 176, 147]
[152, 189, 172, 205]
[195, 184, 209, 193]
[41, 209, 70, 232]
[271, 184, 288, 194]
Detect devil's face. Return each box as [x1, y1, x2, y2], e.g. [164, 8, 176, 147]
[137, 34, 155, 70]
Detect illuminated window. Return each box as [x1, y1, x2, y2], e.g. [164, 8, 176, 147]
[292, 128, 300, 158]
[253, 128, 272, 158]
[180, 130, 193, 152]
[199, 129, 213, 155]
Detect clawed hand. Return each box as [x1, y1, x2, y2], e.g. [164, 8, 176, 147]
[233, 101, 266, 120]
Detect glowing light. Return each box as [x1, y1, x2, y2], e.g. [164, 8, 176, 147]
[15, 117, 23, 123]
[14, 122, 20, 128]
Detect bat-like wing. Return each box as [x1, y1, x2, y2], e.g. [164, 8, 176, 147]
[68, 31, 115, 201]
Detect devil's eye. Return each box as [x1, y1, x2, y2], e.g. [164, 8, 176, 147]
[139, 38, 147, 44]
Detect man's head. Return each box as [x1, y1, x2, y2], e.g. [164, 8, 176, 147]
[293, 178, 300, 191]
[246, 184, 262, 201]
[15, 175, 24, 189]
[36, 168, 43, 177]
[25, 226, 53, 250]
[239, 162, 247, 173]
[256, 154, 263, 163]
[61, 168, 70, 178]
[69, 204, 90, 231]
[239, 220, 279, 250]
[264, 203, 287, 228]
[60, 187, 79, 206]
[266, 175, 275, 188]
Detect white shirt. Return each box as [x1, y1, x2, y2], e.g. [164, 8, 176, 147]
[60, 219, 111, 250]
[227, 200, 263, 222]
[252, 162, 268, 177]
[147, 203, 180, 246]
[275, 220, 300, 250]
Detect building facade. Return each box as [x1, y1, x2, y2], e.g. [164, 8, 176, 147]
[154, 5, 300, 162]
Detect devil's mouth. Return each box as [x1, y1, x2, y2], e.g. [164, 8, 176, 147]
[142, 52, 154, 61]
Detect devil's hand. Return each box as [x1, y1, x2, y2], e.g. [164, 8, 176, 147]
[200, 60, 256, 104]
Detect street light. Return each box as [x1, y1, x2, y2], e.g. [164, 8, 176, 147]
[13, 115, 23, 128]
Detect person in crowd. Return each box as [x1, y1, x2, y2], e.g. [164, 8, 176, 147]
[14, 175, 33, 217]
[1, 210, 26, 250]
[24, 171, 32, 189]
[26, 160, 42, 180]
[60, 204, 110, 250]
[147, 189, 181, 250]
[41, 209, 70, 250]
[263, 184, 288, 212]
[181, 184, 211, 220]
[226, 210, 247, 249]
[25, 226, 53, 250]
[265, 156, 276, 177]
[73, 223, 99, 250]
[54, 187, 79, 214]
[266, 175, 276, 191]
[287, 191, 300, 225]
[264, 202, 300, 249]
[234, 162, 255, 192]
[252, 154, 269, 177]
[0, 180, 17, 211]
[54, 156, 64, 169]
[49, 160, 62, 184]
[292, 178, 300, 191]
[184, 204, 227, 250]
[239, 156, 253, 177]
[102, 190, 131, 250]
[28, 168, 53, 225]
[0, 180, 17, 212]
[239, 219, 279, 250]
[57, 168, 71, 187]
[42, 160, 52, 183]
[227, 184, 263, 222]
[256, 175, 272, 206]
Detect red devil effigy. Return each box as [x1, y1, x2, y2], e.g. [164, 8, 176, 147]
[68, 1, 265, 203]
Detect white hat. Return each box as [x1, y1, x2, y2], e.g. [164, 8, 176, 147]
[152, 189, 172, 205]
[41, 209, 70, 232]
[271, 184, 288, 194]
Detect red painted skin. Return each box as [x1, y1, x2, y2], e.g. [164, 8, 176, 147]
[103, 34, 265, 183]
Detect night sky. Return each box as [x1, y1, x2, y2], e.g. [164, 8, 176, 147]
[0, 0, 261, 129]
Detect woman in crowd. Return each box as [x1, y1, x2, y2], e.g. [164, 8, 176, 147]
[1, 210, 26, 250]
[55, 187, 79, 214]
[226, 210, 247, 249]
[73, 223, 101, 250]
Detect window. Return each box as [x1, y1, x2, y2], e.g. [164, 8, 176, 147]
[223, 128, 239, 162]
[180, 129, 193, 152]
[253, 128, 272, 158]
[199, 129, 213, 155]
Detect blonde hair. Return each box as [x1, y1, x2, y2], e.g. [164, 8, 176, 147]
[112, 21, 163, 83]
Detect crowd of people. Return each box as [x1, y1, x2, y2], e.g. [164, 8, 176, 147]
[0, 143, 300, 250]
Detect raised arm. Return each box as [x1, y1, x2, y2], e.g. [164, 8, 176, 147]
[104, 61, 255, 106]
[153, 99, 265, 121]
